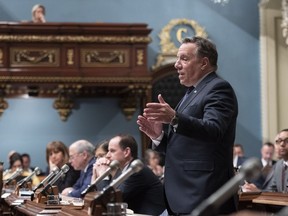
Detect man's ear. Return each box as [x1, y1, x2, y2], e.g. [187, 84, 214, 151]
[124, 147, 131, 158]
[82, 151, 88, 159]
[201, 57, 209, 70]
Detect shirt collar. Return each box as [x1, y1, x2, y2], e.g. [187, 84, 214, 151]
[194, 71, 214, 87]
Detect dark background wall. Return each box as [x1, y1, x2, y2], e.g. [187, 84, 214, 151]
[0, 0, 261, 171]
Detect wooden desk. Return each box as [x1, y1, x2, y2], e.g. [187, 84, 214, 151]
[238, 192, 263, 211]
[2, 193, 83, 215]
[239, 192, 288, 214]
[252, 192, 288, 206]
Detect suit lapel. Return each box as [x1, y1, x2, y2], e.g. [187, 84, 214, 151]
[177, 72, 217, 113]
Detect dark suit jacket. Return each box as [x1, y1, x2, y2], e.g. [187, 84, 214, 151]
[70, 157, 96, 198]
[97, 160, 166, 215]
[236, 156, 248, 168]
[55, 163, 80, 193]
[156, 72, 238, 214]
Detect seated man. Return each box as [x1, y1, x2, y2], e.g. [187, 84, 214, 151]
[94, 134, 166, 215]
[233, 143, 248, 172]
[242, 129, 288, 192]
[62, 140, 96, 198]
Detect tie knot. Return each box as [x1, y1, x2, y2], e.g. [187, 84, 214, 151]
[186, 86, 195, 94]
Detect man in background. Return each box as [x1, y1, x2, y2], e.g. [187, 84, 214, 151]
[94, 134, 165, 215]
[62, 140, 95, 198]
[21, 153, 34, 173]
[233, 143, 248, 170]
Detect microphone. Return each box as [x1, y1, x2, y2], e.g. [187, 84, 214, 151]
[3, 168, 23, 184]
[40, 164, 70, 195]
[190, 157, 262, 216]
[33, 166, 59, 192]
[17, 167, 41, 187]
[92, 159, 144, 210]
[103, 159, 144, 191]
[3, 169, 11, 177]
[81, 160, 120, 196]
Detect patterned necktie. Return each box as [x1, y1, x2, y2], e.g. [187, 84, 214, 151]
[178, 86, 195, 109]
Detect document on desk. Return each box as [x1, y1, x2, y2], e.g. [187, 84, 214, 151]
[1, 193, 11, 198]
[37, 209, 61, 214]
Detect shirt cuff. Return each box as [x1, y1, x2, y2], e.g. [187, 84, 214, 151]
[151, 131, 164, 146]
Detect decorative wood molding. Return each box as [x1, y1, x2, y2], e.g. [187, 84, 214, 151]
[0, 35, 151, 44]
[0, 97, 8, 117]
[0, 22, 152, 121]
[10, 48, 60, 67]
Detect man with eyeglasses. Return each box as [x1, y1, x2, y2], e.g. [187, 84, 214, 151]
[264, 129, 288, 192]
[242, 129, 288, 193]
[61, 139, 96, 197]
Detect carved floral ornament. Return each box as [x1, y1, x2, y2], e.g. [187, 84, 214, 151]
[152, 18, 208, 70]
[0, 78, 151, 121]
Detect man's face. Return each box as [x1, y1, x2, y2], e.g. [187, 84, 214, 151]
[261, 145, 274, 162]
[69, 147, 84, 170]
[22, 156, 30, 169]
[106, 136, 129, 169]
[233, 147, 244, 157]
[274, 134, 282, 159]
[275, 131, 288, 160]
[174, 42, 204, 87]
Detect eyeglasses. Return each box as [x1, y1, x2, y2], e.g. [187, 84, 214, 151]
[69, 152, 82, 160]
[275, 137, 288, 145]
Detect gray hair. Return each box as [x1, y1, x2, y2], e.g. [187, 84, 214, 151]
[70, 140, 94, 156]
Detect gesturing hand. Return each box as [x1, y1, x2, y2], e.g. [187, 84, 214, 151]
[137, 115, 163, 139]
[144, 94, 175, 124]
[137, 94, 175, 139]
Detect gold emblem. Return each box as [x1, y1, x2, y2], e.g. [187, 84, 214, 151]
[153, 18, 208, 70]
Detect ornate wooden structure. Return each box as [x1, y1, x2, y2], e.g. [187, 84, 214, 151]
[0, 22, 152, 122]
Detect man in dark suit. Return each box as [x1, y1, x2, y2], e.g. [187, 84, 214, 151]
[94, 134, 165, 215]
[233, 143, 248, 171]
[137, 36, 238, 215]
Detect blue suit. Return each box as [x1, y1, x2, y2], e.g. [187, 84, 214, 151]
[156, 72, 238, 214]
[70, 157, 96, 198]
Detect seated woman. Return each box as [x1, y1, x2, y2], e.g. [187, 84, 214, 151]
[45, 141, 80, 193]
[3, 152, 40, 188]
[91, 140, 109, 184]
[31, 4, 46, 23]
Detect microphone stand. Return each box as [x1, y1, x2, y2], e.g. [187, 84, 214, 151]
[88, 187, 122, 216]
[87, 159, 143, 216]
[35, 184, 59, 204]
